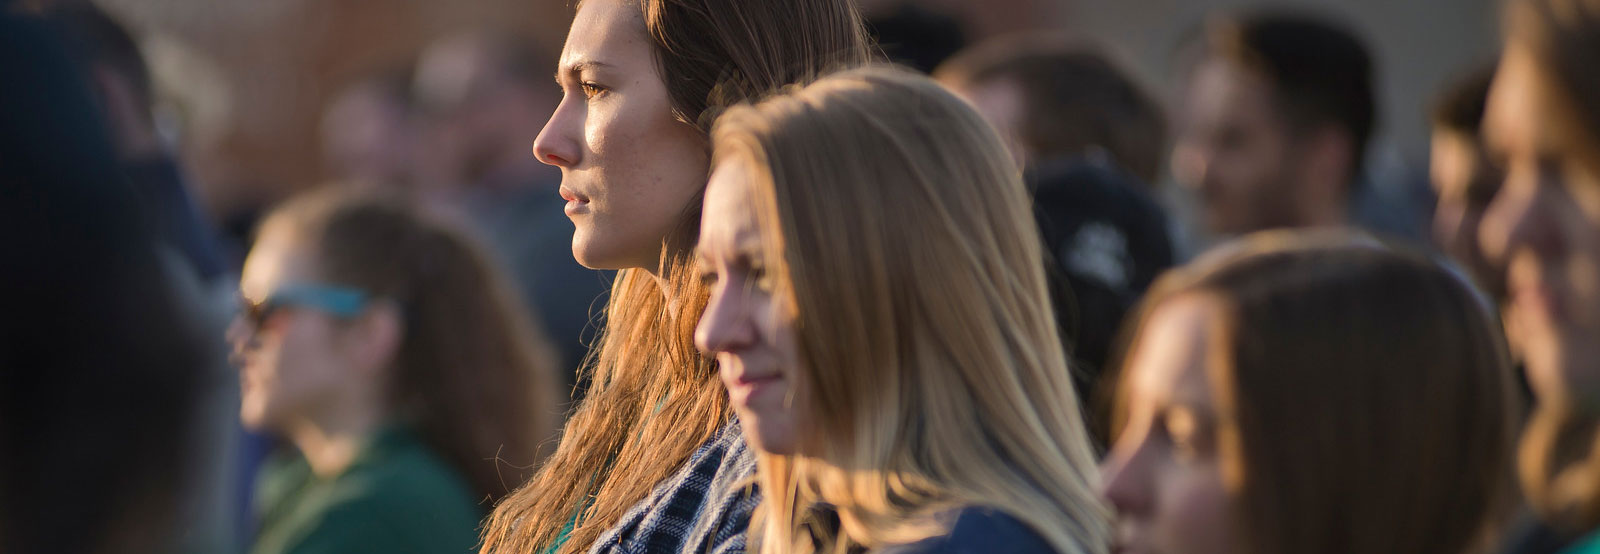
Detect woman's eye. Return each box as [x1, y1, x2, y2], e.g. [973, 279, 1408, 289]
[748, 265, 774, 292]
[580, 82, 607, 98]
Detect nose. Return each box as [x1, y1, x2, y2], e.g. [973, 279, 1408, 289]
[1480, 163, 1558, 269]
[532, 95, 582, 168]
[225, 314, 254, 364]
[1099, 434, 1156, 517]
[695, 280, 759, 355]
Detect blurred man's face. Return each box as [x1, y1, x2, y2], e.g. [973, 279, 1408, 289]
[946, 77, 1029, 168]
[1430, 128, 1503, 298]
[1171, 58, 1303, 235]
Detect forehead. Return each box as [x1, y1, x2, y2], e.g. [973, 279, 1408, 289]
[1485, 45, 1546, 154]
[701, 160, 763, 245]
[1186, 58, 1280, 126]
[240, 222, 317, 303]
[562, 0, 650, 68]
[1125, 295, 1224, 408]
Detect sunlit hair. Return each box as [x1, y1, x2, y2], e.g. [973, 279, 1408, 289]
[1503, 0, 1600, 533]
[710, 66, 1112, 554]
[1111, 231, 1519, 554]
[257, 188, 560, 504]
[480, 1, 873, 552]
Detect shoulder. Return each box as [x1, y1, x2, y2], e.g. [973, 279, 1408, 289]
[307, 442, 485, 551]
[878, 507, 1057, 554]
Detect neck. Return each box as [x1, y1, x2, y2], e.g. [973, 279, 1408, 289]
[285, 408, 385, 478]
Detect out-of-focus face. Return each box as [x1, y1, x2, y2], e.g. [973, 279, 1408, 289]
[1100, 295, 1236, 554]
[1430, 128, 1504, 299]
[947, 77, 1029, 168]
[320, 83, 416, 191]
[533, 0, 710, 271]
[1481, 43, 1600, 409]
[225, 226, 361, 432]
[695, 159, 805, 454]
[1171, 58, 1301, 235]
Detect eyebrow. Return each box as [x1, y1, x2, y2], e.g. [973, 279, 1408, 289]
[554, 60, 614, 84]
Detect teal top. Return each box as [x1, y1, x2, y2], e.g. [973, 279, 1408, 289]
[249, 426, 485, 554]
[1566, 531, 1600, 554]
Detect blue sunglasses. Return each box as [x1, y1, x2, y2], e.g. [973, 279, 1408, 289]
[239, 284, 371, 328]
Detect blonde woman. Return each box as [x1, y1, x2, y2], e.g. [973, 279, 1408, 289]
[695, 66, 1111, 553]
[480, 0, 873, 552]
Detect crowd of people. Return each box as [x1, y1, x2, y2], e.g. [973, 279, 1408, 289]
[6, 0, 1600, 553]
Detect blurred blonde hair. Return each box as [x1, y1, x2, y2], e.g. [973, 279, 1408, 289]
[710, 66, 1112, 554]
[479, 0, 873, 552]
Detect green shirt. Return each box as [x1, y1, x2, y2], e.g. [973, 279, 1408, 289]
[249, 426, 485, 554]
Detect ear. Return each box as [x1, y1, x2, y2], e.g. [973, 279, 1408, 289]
[346, 301, 404, 379]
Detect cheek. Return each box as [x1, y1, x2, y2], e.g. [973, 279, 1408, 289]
[1153, 463, 1235, 554]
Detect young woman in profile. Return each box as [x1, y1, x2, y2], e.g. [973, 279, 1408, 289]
[1479, 0, 1600, 550]
[479, 1, 873, 553]
[1099, 233, 1519, 554]
[695, 66, 1112, 554]
[227, 189, 557, 554]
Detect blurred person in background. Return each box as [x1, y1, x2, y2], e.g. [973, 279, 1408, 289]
[936, 35, 1173, 423]
[46, 4, 244, 551]
[1431, 65, 1573, 554]
[1170, 11, 1416, 244]
[478, 0, 872, 552]
[411, 32, 612, 391]
[1479, 0, 1600, 551]
[1101, 233, 1519, 554]
[47, 2, 229, 284]
[857, 0, 966, 73]
[2, 6, 208, 553]
[320, 70, 421, 195]
[1431, 66, 1505, 301]
[700, 66, 1111, 553]
[227, 189, 559, 554]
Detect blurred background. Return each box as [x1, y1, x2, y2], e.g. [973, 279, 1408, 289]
[55, 0, 1495, 235]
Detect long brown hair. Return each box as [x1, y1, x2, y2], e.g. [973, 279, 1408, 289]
[259, 188, 559, 505]
[1503, 0, 1600, 533]
[480, 2, 872, 552]
[712, 66, 1111, 554]
[1112, 232, 1519, 554]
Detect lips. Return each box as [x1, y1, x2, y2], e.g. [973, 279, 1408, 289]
[559, 186, 591, 216]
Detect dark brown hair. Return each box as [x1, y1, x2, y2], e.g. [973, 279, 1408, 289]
[1206, 11, 1376, 183]
[1431, 64, 1496, 136]
[935, 34, 1166, 185]
[1504, 0, 1600, 532]
[262, 189, 559, 504]
[1114, 232, 1519, 554]
[480, 1, 873, 552]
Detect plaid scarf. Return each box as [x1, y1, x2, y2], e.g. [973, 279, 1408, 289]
[588, 420, 760, 554]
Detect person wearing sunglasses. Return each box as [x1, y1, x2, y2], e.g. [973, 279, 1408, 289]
[227, 188, 560, 554]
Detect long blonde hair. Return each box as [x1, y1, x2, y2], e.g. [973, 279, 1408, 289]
[479, 1, 872, 552]
[710, 66, 1112, 554]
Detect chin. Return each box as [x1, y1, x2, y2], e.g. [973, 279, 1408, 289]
[741, 412, 799, 455]
[572, 233, 666, 272]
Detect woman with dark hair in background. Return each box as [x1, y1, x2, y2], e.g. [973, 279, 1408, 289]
[1480, 0, 1600, 551]
[1101, 233, 1519, 554]
[229, 189, 558, 553]
[698, 66, 1111, 553]
[479, 1, 874, 552]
